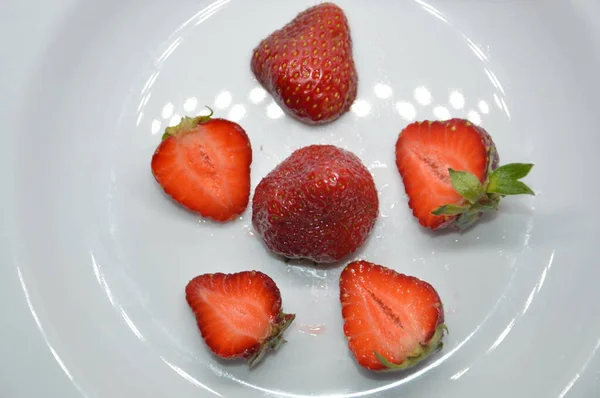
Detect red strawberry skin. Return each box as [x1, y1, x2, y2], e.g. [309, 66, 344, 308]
[395, 119, 499, 229]
[185, 271, 294, 367]
[340, 261, 446, 371]
[151, 115, 252, 222]
[251, 3, 358, 125]
[252, 145, 378, 263]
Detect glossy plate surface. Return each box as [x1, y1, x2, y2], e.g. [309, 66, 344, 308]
[2, 1, 599, 397]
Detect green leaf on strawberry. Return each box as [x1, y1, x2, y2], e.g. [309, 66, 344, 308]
[487, 163, 535, 195]
[162, 106, 214, 140]
[432, 162, 534, 229]
[431, 204, 468, 216]
[447, 169, 485, 204]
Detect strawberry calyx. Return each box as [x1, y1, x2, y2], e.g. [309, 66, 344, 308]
[246, 312, 296, 368]
[374, 323, 447, 371]
[432, 163, 535, 230]
[161, 106, 214, 140]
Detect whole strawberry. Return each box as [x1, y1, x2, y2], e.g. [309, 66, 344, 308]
[395, 118, 534, 230]
[252, 145, 378, 263]
[251, 3, 358, 125]
[340, 260, 446, 371]
[151, 108, 252, 222]
[186, 271, 295, 368]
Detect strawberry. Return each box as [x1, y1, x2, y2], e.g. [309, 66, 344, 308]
[395, 118, 535, 230]
[151, 108, 252, 222]
[251, 3, 358, 125]
[252, 145, 378, 263]
[340, 260, 446, 371]
[185, 271, 295, 367]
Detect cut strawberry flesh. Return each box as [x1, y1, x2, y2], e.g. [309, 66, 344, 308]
[396, 120, 488, 228]
[341, 261, 443, 370]
[185, 271, 283, 359]
[151, 119, 252, 221]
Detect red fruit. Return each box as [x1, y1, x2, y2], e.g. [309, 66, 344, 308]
[185, 271, 295, 367]
[251, 3, 358, 125]
[340, 260, 446, 371]
[151, 109, 252, 222]
[395, 118, 534, 230]
[252, 145, 378, 263]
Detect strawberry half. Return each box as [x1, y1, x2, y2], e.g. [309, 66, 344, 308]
[185, 271, 295, 368]
[395, 118, 534, 230]
[340, 261, 446, 371]
[151, 108, 252, 222]
[251, 3, 358, 125]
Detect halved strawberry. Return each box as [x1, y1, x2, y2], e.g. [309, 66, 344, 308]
[340, 261, 446, 371]
[151, 108, 252, 222]
[185, 271, 295, 367]
[395, 118, 534, 230]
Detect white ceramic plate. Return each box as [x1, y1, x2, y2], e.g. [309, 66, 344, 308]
[2, 1, 600, 397]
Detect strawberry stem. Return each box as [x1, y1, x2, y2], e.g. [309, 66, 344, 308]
[161, 106, 214, 140]
[246, 312, 295, 369]
[374, 322, 447, 372]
